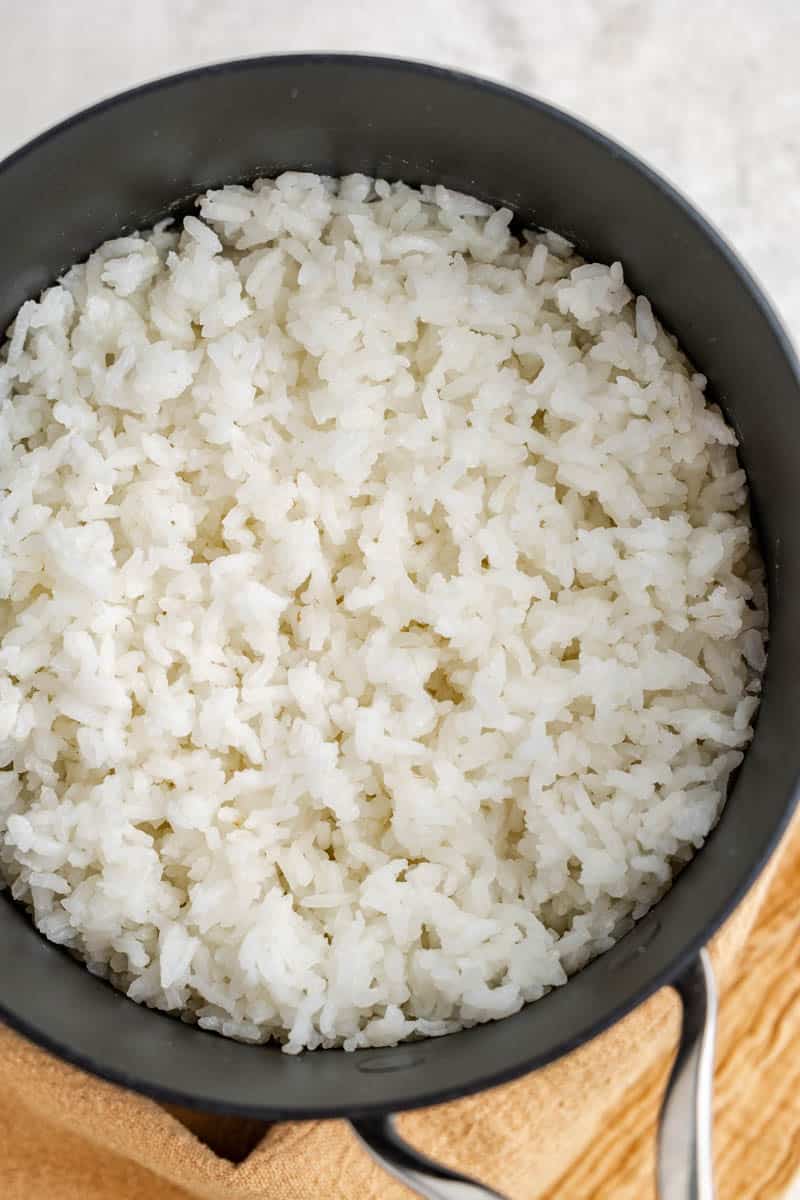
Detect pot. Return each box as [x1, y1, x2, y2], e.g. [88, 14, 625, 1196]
[1, 54, 798, 1200]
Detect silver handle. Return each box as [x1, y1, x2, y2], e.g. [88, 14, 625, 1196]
[350, 1114, 508, 1200]
[352, 948, 718, 1200]
[657, 949, 718, 1200]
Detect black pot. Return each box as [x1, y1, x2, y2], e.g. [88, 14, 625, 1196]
[1, 55, 798, 1200]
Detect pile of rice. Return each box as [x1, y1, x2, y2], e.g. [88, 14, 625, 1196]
[0, 174, 766, 1053]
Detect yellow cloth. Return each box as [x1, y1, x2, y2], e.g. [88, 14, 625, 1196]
[0, 861, 776, 1200]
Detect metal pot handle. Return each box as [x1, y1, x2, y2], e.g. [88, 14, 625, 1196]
[351, 948, 718, 1200]
[658, 949, 718, 1200]
[351, 1114, 507, 1199]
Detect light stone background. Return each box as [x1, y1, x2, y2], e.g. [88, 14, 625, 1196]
[1, 1, 798, 1195]
[2, 0, 800, 339]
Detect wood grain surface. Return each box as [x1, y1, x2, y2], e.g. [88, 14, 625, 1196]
[543, 817, 800, 1200]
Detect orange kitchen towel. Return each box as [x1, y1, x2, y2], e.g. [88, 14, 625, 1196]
[0, 846, 782, 1200]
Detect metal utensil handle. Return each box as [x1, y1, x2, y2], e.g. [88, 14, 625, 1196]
[352, 948, 718, 1200]
[351, 1114, 509, 1200]
[658, 949, 718, 1200]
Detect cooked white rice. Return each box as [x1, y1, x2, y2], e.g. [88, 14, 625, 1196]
[0, 174, 766, 1053]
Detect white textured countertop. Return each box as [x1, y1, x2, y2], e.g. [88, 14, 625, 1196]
[2, 0, 799, 338]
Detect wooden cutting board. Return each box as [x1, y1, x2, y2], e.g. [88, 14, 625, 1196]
[543, 816, 800, 1199]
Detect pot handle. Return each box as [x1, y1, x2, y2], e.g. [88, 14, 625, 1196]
[350, 1114, 509, 1199]
[351, 948, 718, 1200]
[657, 948, 718, 1200]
